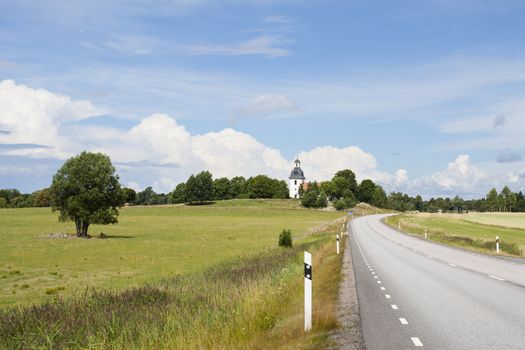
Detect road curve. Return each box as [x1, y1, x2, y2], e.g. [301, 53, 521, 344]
[350, 214, 525, 350]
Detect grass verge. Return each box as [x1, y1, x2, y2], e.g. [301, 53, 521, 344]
[386, 214, 524, 257]
[0, 221, 346, 349]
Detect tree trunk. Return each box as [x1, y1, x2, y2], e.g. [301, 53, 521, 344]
[75, 220, 82, 237]
[81, 222, 90, 237]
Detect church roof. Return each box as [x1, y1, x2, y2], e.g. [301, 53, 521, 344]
[289, 166, 305, 180]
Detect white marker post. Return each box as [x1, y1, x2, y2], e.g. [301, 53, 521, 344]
[398, 222, 401, 230]
[336, 234, 340, 255]
[496, 236, 500, 254]
[304, 251, 312, 331]
[424, 229, 428, 239]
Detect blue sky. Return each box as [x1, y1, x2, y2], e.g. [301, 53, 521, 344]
[1, 0, 525, 198]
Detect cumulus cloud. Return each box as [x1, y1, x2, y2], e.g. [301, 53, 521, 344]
[417, 155, 487, 195]
[297, 145, 393, 183]
[394, 169, 409, 185]
[0, 79, 103, 158]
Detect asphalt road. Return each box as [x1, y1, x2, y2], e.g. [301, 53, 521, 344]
[350, 214, 525, 349]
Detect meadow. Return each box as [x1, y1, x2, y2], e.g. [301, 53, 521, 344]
[387, 212, 525, 256]
[0, 199, 348, 349]
[0, 199, 342, 308]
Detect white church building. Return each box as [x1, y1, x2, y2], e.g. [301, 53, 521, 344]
[289, 158, 306, 199]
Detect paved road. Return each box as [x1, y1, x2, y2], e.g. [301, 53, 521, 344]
[350, 214, 525, 349]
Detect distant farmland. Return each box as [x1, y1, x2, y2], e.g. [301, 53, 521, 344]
[0, 199, 342, 308]
[387, 212, 525, 257]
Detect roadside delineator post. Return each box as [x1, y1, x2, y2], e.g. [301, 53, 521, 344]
[336, 234, 340, 255]
[496, 236, 500, 254]
[425, 228, 428, 239]
[398, 222, 401, 230]
[304, 251, 312, 331]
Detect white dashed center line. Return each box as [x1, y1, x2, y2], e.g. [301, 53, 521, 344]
[399, 318, 408, 325]
[488, 275, 505, 281]
[374, 276, 378, 279]
[391, 304, 398, 310]
[385, 294, 391, 299]
[380, 287, 386, 291]
[411, 337, 423, 347]
[448, 263, 457, 267]
[377, 281, 382, 284]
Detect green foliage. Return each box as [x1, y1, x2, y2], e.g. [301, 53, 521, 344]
[122, 188, 136, 204]
[49, 151, 126, 237]
[33, 188, 51, 207]
[371, 186, 387, 208]
[331, 176, 352, 200]
[301, 184, 328, 209]
[185, 171, 214, 204]
[213, 177, 231, 200]
[229, 176, 247, 198]
[171, 183, 187, 203]
[334, 169, 357, 194]
[245, 175, 288, 199]
[357, 179, 376, 203]
[278, 229, 293, 248]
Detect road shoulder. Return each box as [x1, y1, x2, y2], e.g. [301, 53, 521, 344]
[329, 227, 365, 350]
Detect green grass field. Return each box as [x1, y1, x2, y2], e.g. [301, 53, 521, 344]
[462, 212, 525, 230]
[0, 199, 342, 308]
[387, 213, 525, 256]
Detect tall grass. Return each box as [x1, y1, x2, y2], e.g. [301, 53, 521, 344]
[0, 226, 345, 349]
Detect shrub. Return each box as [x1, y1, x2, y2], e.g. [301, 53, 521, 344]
[278, 229, 293, 248]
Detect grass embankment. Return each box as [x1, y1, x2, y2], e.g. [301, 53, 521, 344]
[386, 213, 524, 257]
[0, 199, 341, 307]
[0, 220, 347, 349]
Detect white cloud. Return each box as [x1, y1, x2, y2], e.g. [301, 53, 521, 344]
[242, 94, 297, 117]
[394, 169, 409, 185]
[0, 79, 103, 158]
[182, 35, 291, 58]
[416, 155, 487, 196]
[264, 15, 293, 24]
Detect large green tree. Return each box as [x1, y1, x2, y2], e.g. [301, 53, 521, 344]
[185, 171, 214, 204]
[213, 177, 231, 200]
[50, 152, 126, 237]
[357, 179, 377, 203]
[334, 169, 358, 195]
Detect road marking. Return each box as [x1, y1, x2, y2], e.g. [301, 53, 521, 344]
[374, 276, 378, 279]
[380, 287, 386, 290]
[371, 271, 375, 274]
[427, 255, 433, 259]
[377, 281, 382, 284]
[399, 317, 408, 325]
[411, 337, 423, 347]
[448, 263, 457, 267]
[385, 294, 391, 299]
[391, 304, 398, 310]
[488, 275, 505, 281]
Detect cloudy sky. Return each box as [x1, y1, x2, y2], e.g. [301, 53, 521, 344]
[1, 0, 525, 198]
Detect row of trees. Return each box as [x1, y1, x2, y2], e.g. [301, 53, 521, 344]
[300, 169, 387, 210]
[0, 188, 51, 208]
[171, 173, 288, 204]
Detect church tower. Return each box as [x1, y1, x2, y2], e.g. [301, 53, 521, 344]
[289, 158, 306, 199]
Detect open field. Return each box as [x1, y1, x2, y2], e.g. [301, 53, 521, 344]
[462, 212, 525, 230]
[0, 200, 349, 349]
[0, 199, 342, 308]
[386, 213, 525, 256]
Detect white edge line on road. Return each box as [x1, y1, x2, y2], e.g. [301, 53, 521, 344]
[391, 304, 398, 310]
[411, 337, 423, 346]
[488, 275, 505, 281]
[399, 318, 408, 325]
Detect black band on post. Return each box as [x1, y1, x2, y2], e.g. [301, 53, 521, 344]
[304, 263, 312, 280]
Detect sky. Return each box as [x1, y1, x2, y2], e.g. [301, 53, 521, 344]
[1, 0, 525, 198]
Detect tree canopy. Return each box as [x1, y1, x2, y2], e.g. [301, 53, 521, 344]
[49, 152, 126, 237]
